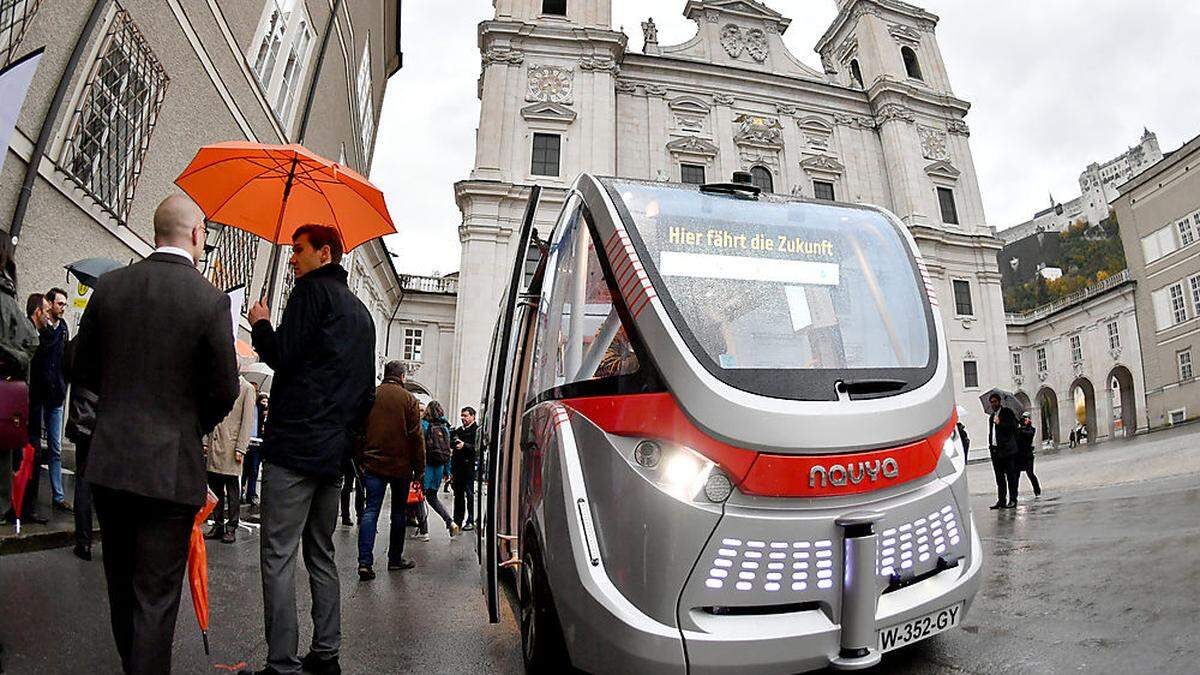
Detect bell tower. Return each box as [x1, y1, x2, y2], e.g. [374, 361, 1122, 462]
[492, 0, 612, 29]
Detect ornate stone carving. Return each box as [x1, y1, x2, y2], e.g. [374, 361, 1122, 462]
[526, 65, 573, 104]
[1037, 369, 1049, 382]
[641, 18, 658, 44]
[644, 83, 667, 97]
[720, 24, 769, 63]
[776, 103, 799, 117]
[1109, 346, 1123, 360]
[821, 52, 838, 76]
[712, 92, 735, 106]
[924, 160, 960, 180]
[579, 56, 620, 75]
[918, 124, 950, 161]
[1013, 375, 1024, 387]
[800, 154, 845, 175]
[670, 96, 711, 134]
[888, 23, 922, 46]
[947, 119, 971, 136]
[798, 116, 834, 152]
[666, 136, 720, 157]
[482, 47, 524, 67]
[614, 79, 638, 94]
[520, 102, 577, 124]
[734, 114, 783, 147]
[833, 112, 876, 129]
[875, 103, 915, 124]
[705, 8, 720, 23]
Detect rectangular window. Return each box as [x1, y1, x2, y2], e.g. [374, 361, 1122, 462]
[1070, 334, 1083, 363]
[813, 180, 835, 202]
[1178, 217, 1197, 247]
[1036, 347, 1047, 373]
[1169, 409, 1187, 425]
[1169, 282, 1188, 325]
[250, 0, 314, 126]
[531, 133, 561, 176]
[1107, 321, 1120, 351]
[1011, 351, 1022, 377]
[60, 8, 169, 224]
[1190, 274, 1200, 318]
[1141, 225, 1179, 264]
[952, 279, 973, 316]
[356, 37, 375, 165]
[937, 187, 959, 225]
[680, 163, 706, 185]
[0, 0, 41, 68]
[1179, 349, 1194, 381]
[403, 327, 424, 361]
[542, 0, 567, 16]
[963, 360, 978, 389]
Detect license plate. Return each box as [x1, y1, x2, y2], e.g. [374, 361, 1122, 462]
[878, 603, 961, 652]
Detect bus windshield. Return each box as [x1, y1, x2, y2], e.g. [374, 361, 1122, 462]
[607, 180, 934, 398]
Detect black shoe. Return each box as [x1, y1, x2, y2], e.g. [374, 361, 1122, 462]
[2, 509, 14, 524]
[988, 502, 1004, 510]
[203, 526, 224, 540]
[358, 565, 375, 581]
[72, 544, 92, 561]
[53, 500, 73, 513]
[341, 517, 354, 526]
[24, 512, 48, 524]
[300, 652, 342, 675]
[387, 559, 416, 571]
[221, 530, 237, 544]
[1005, 500, 1018, 509]
[1034, 489, 1042, 497]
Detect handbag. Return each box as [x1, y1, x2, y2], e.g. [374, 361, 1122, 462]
[406, 480, 424, 506]
[0, 378, 29, 453]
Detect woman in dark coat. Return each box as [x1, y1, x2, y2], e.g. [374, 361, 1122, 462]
[1016, 412, 1042, 497]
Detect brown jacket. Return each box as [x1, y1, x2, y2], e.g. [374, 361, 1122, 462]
[359, 377, 425, 480]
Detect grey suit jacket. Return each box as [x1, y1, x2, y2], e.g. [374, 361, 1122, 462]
[75, 252, 239, 506]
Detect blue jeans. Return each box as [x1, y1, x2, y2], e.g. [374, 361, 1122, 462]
[357, 471, 407, 569]
[29, 401, 65, 504]
[241, 443, 262, 502]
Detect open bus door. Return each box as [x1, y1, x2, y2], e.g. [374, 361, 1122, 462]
[479, 185, 541, 623]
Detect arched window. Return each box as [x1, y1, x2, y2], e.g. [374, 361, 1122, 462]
[849, 59, 864, 88]
[749, 166, 773, 193]
[901, 46, 923, 81]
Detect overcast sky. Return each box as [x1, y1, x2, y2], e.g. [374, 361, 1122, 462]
[370, 0, 1200, 276]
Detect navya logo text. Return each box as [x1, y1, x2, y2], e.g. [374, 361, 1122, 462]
[809, 458, 900, 488]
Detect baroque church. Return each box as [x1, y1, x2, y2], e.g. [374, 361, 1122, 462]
[452, 0, 1009, 445]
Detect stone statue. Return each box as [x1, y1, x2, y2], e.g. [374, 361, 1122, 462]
[642, 18, 658, 45]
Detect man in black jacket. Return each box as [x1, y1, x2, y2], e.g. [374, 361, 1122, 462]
[986, 393, 1021, 510]
[451, 406, 478, 531]
[242, 224, 375, 675]
[28, 286, 71, 513]
[75, 194, 239, 674]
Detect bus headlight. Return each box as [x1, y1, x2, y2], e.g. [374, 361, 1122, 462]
[636, 443, 716, 502]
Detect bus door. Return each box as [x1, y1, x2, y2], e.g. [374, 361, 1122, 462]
[480, 185, 541, 623]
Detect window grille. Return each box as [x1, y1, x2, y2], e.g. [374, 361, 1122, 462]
[1011, 351, 1022, 377]
[1179, 350, 1194, 381]
[813, 180, 835, 202]
[680, 163, 705, 185]
[403, 327, 423, 361]
[0, 0, 40, 68]
[1106, 321, 1120, 351]
[61, 8, 169, 225]
[208, 228, 260, 292]
[280, 265, 296, 306]
[749, 166, 773, 193]
[1036, 347, 1047, 373]
[1069, 334, 1082, 363]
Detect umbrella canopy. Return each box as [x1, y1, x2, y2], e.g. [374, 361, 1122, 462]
[174, 142, 395, 252]
[979, 388, 1024, 416]
[242, 362, 273, 392]
[65, 257, 123, 289]
[10, 444, 34, 533]
[188, 489, 219, 655]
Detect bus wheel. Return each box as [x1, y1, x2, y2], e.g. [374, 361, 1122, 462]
[520, 546, 569, 672]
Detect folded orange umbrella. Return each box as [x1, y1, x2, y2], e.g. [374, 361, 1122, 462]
[188, 489, 219, 656]
[174, 142, 397, 302]
[10, 444, 35, 533]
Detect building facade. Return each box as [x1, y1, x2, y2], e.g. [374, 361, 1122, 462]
[1005, 270, 1145, 451]
[452, 0, 1011, 445]
[999, 128, 1163, 245]
[1, 0, 401, 362]
[387, 272, 459, 404]
[1113, 133, 1200, 429]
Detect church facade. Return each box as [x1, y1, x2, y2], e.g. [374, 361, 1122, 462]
[453, 0, 1009, 445]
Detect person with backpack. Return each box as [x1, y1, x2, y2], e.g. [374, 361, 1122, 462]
[416, 400, 458, 541]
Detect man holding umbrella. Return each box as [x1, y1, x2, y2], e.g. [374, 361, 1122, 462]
[985, 391, 1021, 509]
[243, 224, 375, 675]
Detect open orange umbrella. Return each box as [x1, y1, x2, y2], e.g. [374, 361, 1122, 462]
[188, 489, 219, 655]
[174, 142, 396, 303]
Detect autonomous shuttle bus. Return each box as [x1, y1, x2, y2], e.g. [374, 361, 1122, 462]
[477, 173, 982, 674]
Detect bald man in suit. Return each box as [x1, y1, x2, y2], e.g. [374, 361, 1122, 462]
[75, 194, 239, 674]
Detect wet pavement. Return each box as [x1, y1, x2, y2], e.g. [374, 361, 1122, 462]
[0, 427, 1197, 674]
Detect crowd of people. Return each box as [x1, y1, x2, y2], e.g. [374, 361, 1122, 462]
[0, 195, 482, 675]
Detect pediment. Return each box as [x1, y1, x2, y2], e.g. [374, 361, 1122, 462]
[800, 154, 845, 174]
[667, 136, 720, 157]
[924, 159, 961, 180]
[797, 115, 833, 134]
[520, 102, 577, 124]
[685, 0, 788, 30]
[668, 95, 711, 114]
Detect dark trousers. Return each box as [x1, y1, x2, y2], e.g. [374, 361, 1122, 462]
[452, 470, 474, 526]
[340, 461, 364, 523]
[241, 444, 261, 503]
[990, 452, 1019, 504]
[207, 471, 240, 532]
[357, 471, 407, 568]
[93, 486, 197, 675]
[1020, 455, 1042, 495]
[74, 438, 94, 549]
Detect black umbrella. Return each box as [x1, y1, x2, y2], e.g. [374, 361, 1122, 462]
[979, 388, 1024, 416]
[65, 257, 124, 289]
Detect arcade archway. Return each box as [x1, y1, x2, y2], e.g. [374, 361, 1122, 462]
[1106, 365, 1137, 439]
[1015, 391, 1032, 415]
[1035, 387, 1059, 448]
[1068, 377, 1098, 445]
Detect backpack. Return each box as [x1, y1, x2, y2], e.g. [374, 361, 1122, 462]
[426, 421, 453, 466]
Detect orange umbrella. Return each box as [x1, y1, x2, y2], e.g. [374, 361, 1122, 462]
[174, 142, 396, 302]
[10, 444, 35, 533]
[188, 489, 219, 655]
